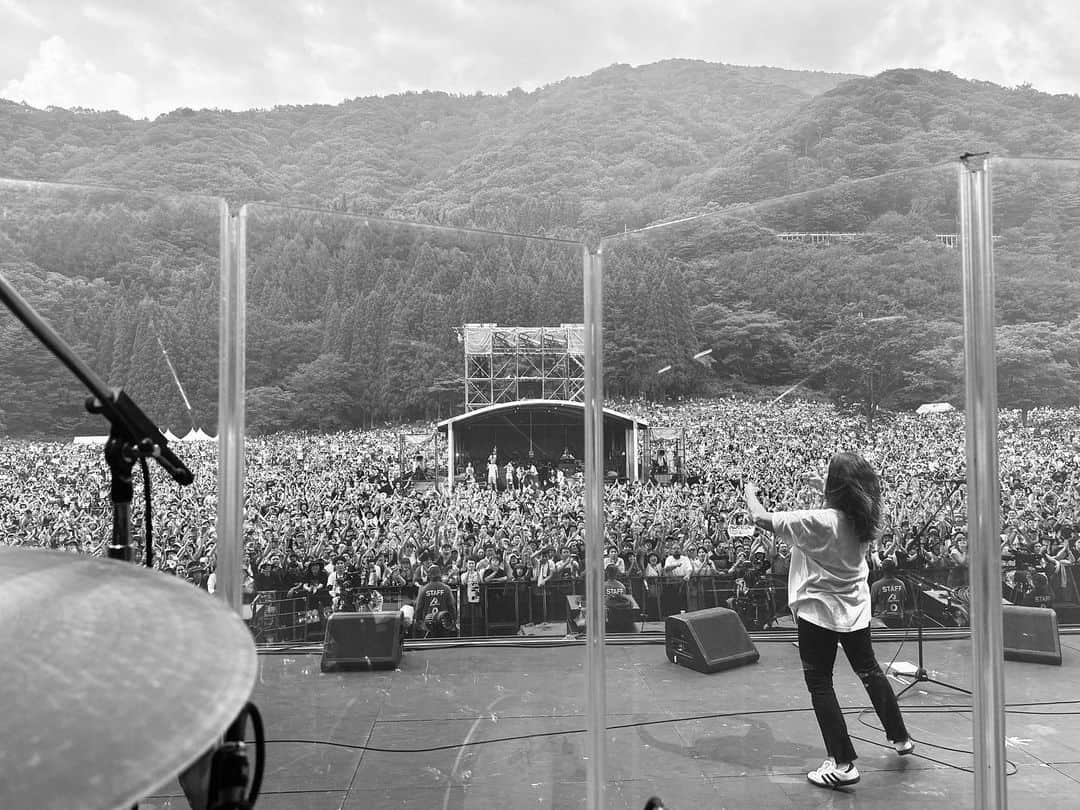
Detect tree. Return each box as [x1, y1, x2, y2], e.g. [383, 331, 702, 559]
[284, 353, 359, 431]
[995, 322, 1080, 426]
[803, 309, 926, 428]
[245, 386, 296, 435]
[692, 303, 798, 383]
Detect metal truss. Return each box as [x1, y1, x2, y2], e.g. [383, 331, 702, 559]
[462, 324, 585, 410]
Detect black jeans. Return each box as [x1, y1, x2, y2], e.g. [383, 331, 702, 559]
[797, 617, 909, 763]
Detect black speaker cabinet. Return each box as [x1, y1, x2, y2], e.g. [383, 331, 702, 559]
[322, 611, 404, 671]
[665, 607, 760, 674]
[1003, 605, 1061, 665]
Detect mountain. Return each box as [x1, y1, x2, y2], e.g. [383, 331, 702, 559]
[4, 61, 1080, 238]
[2, 60, 1080, 437]
[1, 60, 860, 231]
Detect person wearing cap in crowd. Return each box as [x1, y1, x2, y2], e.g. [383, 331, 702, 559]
[186, 558, 210, 590]
[481, 548, 508, 583]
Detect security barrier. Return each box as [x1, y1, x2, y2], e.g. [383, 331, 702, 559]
[245, 564, 1080, 642]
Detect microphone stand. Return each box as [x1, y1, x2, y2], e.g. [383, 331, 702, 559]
[894, 477, 970, 699]
[0, 273, 194, 564]
[2, 274, 264, 810]
[894, 570, 971, 699]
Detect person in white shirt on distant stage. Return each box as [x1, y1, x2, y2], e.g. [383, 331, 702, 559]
[744, 452, 912, 790]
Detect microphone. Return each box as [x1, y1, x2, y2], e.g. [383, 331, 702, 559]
[87, 389, 194, 485]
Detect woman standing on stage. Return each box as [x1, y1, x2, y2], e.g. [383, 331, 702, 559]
[744, 451, 913, 789]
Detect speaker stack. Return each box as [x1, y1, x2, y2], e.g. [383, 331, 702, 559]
[665, 607, 760, 674]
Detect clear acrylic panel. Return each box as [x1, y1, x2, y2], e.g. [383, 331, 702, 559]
[592, 161, 978, 803]
[991, 156, 1080, 809]
[242, 202, 592, 807]
[0, 178, 225, 566]
[990, 158, 1080, 622]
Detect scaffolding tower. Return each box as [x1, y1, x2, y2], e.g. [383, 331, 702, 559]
[462, 323, 585, 411]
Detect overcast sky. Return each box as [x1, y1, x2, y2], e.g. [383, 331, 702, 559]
[2, 0, 1078, 119]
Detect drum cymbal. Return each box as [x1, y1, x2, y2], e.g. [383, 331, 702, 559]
[0, 548, 257, 810]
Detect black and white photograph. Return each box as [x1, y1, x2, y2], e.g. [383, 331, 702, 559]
[2, 2, 1079, 809]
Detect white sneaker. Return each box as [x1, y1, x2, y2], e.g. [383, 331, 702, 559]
[894, 739, 915, 756]
[807, 758, 860, 789]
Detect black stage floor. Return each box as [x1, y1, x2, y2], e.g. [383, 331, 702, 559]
[144, 634, 1080, 809]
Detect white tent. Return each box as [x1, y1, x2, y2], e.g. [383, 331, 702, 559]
[192, 428, 217, 442]
[916, 402, 956, 415]
[163, 429, 180, 442]
[73, 435, 108, 445]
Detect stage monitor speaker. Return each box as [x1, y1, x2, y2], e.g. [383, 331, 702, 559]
[1003, 604, 1061, 665]
[665, 607, 759, 674]
[322, 611, 404, 672]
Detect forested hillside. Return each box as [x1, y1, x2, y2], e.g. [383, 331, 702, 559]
[1, 61, 1079, 438]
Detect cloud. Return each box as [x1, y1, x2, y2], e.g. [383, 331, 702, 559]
[2, 35, 140, 113]
[0, 0, 44, 28]
[0, 1, 1077, 119]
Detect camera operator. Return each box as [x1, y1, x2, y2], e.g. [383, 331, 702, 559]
[725, 548, 774, 630]
[898, 526, 937, 571]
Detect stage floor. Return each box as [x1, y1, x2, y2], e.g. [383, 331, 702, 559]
[143, 634, 1080, 809]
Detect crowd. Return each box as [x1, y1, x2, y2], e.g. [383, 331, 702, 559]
[3, 398, 1080, 627]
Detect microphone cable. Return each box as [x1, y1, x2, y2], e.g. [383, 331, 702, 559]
[140, 456, 153, 568]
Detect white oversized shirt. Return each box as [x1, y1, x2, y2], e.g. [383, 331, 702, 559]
[771, 508, 870, 632]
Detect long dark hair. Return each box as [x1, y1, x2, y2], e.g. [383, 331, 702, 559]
[823, 452, 881, 544]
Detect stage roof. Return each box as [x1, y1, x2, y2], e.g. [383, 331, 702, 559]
[436, 399, 648, 431]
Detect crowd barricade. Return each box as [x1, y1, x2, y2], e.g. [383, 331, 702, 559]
[246, 562, 1080, 643]
[631, 574, 788, 628]
[531, 576, 584, 625]
[342, 585, 412, 612]
[249, 590, 328, 644]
